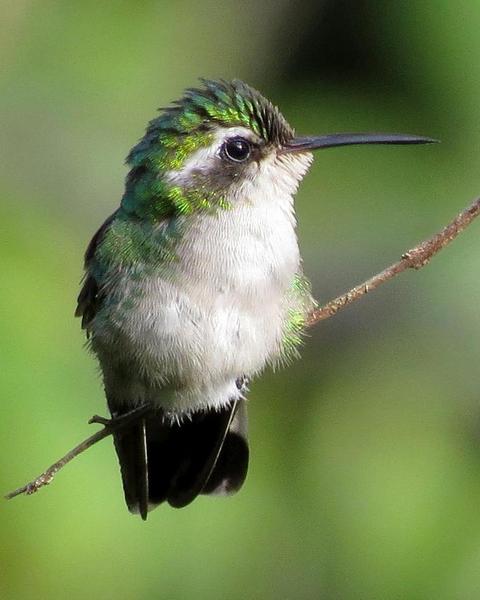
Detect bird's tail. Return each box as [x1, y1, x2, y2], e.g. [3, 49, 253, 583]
[111, 399, 248, 519]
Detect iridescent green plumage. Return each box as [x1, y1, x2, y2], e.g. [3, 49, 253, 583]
[280, 273, 316, 364]
[127, 78, 293, 168]
[120, 79, 294, 220]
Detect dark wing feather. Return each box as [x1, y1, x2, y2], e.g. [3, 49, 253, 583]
[75, 210, 118, 331]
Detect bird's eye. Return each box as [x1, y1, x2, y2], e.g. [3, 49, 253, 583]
[222, 137, 251, 162]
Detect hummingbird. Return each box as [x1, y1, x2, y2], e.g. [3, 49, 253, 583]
[76, 79, 434, 519]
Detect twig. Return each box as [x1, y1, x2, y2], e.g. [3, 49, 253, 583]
[5, 198, 480, 501]
[5, 404, 151, 499]
[306, 197, 480, 326]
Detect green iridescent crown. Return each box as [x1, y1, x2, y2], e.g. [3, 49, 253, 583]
[121, 80, 294, 218]
[127, 79, 294, 171]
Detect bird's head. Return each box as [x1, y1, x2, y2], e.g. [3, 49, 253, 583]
[121, 79, 435, 220]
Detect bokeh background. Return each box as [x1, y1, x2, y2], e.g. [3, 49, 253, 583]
[2, 2, 480, 599]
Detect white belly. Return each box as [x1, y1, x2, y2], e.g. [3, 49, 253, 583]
[95, 198, 300, 414]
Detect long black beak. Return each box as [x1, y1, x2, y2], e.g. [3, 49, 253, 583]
[281, 133, 438, 153]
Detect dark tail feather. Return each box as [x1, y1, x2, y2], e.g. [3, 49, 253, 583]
[112, 417, 149, 519]
[201, 400, 249, 497]
[111, 399, 249, 518]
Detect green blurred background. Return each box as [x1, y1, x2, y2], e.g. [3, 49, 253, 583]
[1, 2, 480, 598]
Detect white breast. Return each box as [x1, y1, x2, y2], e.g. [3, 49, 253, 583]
[96, 148, 312, 415]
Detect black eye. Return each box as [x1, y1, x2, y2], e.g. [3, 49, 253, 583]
[222, 137, 251, 162]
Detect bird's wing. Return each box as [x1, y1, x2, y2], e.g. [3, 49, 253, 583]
[75, 210, 118, 332]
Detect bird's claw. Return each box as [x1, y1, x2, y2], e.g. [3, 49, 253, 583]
[88, 414, 112, 426]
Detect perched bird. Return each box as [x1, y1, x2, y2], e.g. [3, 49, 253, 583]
[76, 79, 434, 519]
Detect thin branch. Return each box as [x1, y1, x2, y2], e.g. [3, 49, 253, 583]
[5, 404, 151, 499]
[5, 198, 480, 501]
[306, 197, 480, 326]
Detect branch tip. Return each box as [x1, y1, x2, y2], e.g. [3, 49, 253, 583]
[307, 197, 480, 327]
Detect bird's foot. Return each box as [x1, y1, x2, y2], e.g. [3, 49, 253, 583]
[235, 375, 249, 394]
[88, 415, 111, 426]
